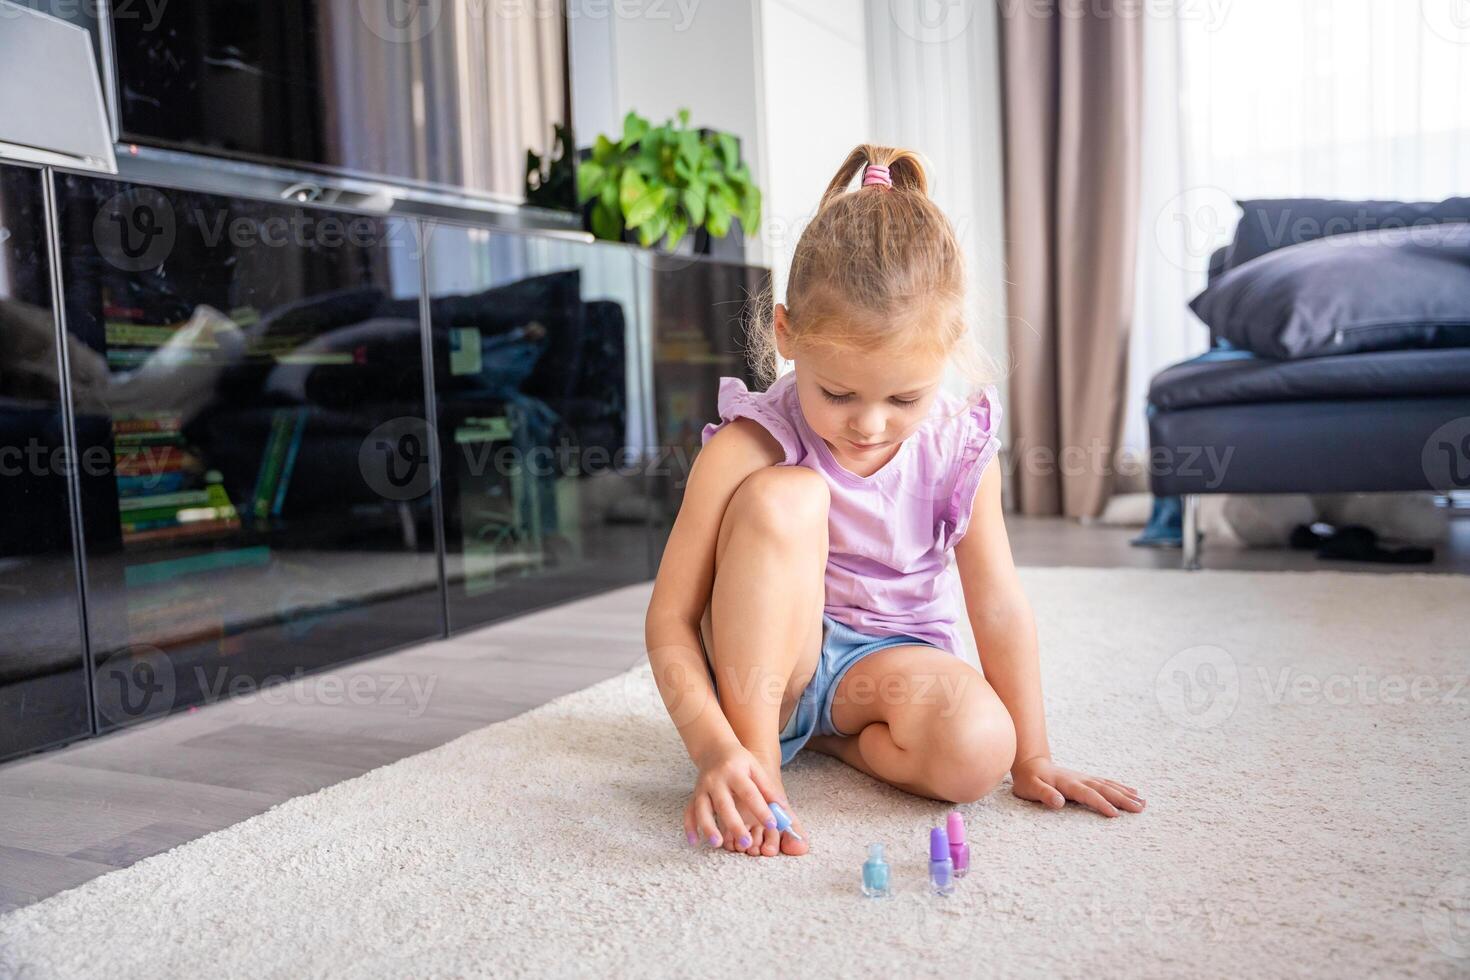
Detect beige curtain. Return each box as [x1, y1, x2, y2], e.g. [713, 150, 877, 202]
[317, 3, 567, 202]
[998, 1, 1143, 518]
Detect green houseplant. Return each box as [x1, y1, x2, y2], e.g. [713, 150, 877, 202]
[574, 108, 762, 251]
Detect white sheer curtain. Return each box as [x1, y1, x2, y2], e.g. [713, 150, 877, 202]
[1124, 0, 1470, 456]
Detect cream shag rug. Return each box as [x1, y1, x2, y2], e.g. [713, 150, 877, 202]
[3, 568, 1468, 979]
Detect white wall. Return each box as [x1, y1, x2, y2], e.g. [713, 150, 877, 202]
[864, 0, 1009, 413]
[567, 0, 771, 264]
[758, 0, 873, 301]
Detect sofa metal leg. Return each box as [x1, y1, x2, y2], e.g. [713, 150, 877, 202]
[1181, 494, 1201, 571]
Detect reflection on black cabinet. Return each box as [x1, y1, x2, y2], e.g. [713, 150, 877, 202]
[0, 163, 91, 759]
[425, 225, 653, 630]
[54, 175, 443, 731]
[0, 173, 771, 761]
[644, 254, 769, 556]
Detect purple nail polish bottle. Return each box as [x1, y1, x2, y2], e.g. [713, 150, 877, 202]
[947, 811, 970, 878]
[929, 827, 955, 896]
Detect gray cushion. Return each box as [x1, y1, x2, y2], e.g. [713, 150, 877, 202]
[1227, 196, 1470, 270]
[1189, 223, 1470, 360]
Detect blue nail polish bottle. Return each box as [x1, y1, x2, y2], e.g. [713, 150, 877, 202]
[861, 843, 891, 898]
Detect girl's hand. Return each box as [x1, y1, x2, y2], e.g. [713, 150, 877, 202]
[684, 743, 788, 850]
[1010, 755, 1146, 818]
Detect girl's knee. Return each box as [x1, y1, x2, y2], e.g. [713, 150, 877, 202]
[920, 696, 1017, 804]
[730, 466, 829, 540]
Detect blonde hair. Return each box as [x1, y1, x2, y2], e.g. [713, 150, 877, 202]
[745, 143, 995, 393]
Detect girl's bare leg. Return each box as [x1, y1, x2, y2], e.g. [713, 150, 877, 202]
[702, 466, 827, 855]
[807, 645, 1017, 804]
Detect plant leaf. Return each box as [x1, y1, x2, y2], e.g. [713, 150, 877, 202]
[590, 200, 622, 241]
[593, 134, 616, 164]
[625, 185, 669, 230]
[638, 211, 669, 248]
[741, 185, 762, 232]
[682, 184, 707, 226]
[620, 110, 649, 149]
[707, 193, 731, 238]
[717, 132, 739, 170]
[619, 168, 648, 213]
[677, 107, 691, 128]
[575, 161, 604, 203]
[666, 211, 689, 252]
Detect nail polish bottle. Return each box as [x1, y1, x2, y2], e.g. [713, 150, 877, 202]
[947, 811, 970, 878]
[929, 827, 955, 896]
[768, 802, 803, 843]
[861, 843, 891, 898]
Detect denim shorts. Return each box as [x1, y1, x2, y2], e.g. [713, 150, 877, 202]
[701, 614, 940, 767]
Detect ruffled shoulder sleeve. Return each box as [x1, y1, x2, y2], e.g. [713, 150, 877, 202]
[699, 375, 802, 464]
[935, 384, 1004, 551]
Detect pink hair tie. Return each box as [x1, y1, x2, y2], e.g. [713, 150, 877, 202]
[862, 163, 892, 189]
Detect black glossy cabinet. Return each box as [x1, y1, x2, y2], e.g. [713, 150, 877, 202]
[54, 174, 443, 730]
[424, 224, 654, 629]
[0, 163, 92, 759]
[643, 253, 768, 555]
[0, 169, 768, 760]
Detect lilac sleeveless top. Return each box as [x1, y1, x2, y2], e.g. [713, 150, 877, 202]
[700, 371, 1003, 656]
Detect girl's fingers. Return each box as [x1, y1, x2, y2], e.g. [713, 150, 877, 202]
[1090, 780, 1145, 813]
[693, 793, 721, 847]
[713, 788, 749, 850]
[735, 777, 777, 830]
[1029, 777, 1066, 809]
[1071, 783, 1119, 818]
[1093, 775, 1146, 811]
[746, 761, 786, 814]
[683, 806, 698, 846]
[1107, 779, 1145, 803]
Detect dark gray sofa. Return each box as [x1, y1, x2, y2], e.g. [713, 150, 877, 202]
[1146, 201, 1470, 569]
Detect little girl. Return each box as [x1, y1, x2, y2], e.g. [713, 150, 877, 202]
[644, 144, 1145, 858]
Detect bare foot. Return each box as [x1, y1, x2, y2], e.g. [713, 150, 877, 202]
[735, 748, 808, 857]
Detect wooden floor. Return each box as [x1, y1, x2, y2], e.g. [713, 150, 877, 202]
[2, 513, 1465, 912]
